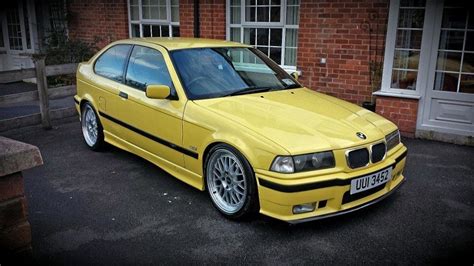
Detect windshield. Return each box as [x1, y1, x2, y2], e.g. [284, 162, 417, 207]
[170, 47, 301, 100]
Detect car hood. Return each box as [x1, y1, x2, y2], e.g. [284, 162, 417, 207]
[194, 88, 395, 154]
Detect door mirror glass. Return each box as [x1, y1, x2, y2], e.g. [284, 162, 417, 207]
[146, 85, 171, 99]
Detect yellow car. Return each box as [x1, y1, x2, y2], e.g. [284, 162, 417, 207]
[75, 38, 407, 223]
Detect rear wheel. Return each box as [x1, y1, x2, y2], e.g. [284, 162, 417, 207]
[205, 144, 259, 220]
[81, 103, 105, 151]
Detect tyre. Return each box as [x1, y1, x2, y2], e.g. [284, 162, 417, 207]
[205, 144, 259, 220]
[81, 102, 105, 151]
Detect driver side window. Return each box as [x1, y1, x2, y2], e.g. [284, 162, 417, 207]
[125, 46, 174, 92]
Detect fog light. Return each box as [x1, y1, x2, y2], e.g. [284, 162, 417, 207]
[292, 203, 316, 214]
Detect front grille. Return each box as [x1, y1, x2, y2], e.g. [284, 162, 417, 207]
[347, 148, 369, 168]
[342, 183, 386, 204]
[371, 143, 386, 163]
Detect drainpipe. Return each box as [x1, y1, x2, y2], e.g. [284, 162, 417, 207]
[194, 0, 200, 38]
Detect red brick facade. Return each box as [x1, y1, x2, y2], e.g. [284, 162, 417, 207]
[297, 0, 389, 105]
[376, 96, 419, 137]
[179, 0, 195, 37]
[67, 0, 129, 49]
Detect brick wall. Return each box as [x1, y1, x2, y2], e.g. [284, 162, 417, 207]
[179, 0, 195, 37]
[67, 0, 129, 49]
[376, 96, 419, 137]
[179, 0, 226, 39]
[200, 0, 226, 39]
[297, 0, 389, 105]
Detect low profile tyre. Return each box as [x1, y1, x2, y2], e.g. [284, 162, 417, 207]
[205, 144, 259, 220]
[81, 102, 105, 151]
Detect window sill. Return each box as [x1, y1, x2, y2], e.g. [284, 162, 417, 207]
[373, 90, 421, 100]
[282, 67, 301, 76]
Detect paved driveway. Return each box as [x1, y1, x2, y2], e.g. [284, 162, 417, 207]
[4, 119, 474, 264]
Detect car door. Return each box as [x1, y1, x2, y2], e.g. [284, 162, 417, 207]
[113, 44, 186, 167]
[92, 44, 133, 139]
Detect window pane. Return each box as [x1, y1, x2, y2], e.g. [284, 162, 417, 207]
[143, 6, 151, 19]
[462, 53, 474, 73]
[162, 25, 170, 37]
[95, 45, 131, 82]
[131, 24, 140, 37]
[465, 32, 474, 51]
[287, 0, 299, 4]
[393, 50, 420, 70]
[436, 52, 461, 72]
[245, 6, 256, 22]
[143, 25, 151, 37]
[257, 28, 268, 45]
[130, 4, 139, 20]
[230, 27, 241, 42]
[126, 46, 174, 91]
[6, 7, 23, 50]
[285, 29, 298, 47]
[399, 0, 425, 7]
[285, 47, 297, 66]
[396, 29, 422, 49]
[434, 72, 458, 92]
[398, 9, 424, 28]
[270, 28, 282, 46]
[172, 26, 180, 37]
[441, 8, 467, 29]
[438, 30, 464, 51]
[171, 5, 179, 22]
[270, 7, 280, 22]
[460, 74, 474, 93]
[391, 70, 418, 89]
[286, 6, 299, 25]
[270, 47, 281, 64]
[244, 28, 255, 44]
[256, 7, 269, 22]
[231, 6, 241, 24]
[151, 25, 160, 36]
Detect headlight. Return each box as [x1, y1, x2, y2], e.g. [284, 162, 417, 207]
[385, 130, 400, 151]
[270, 151, 335, 173]
[270, 156, 294, 173]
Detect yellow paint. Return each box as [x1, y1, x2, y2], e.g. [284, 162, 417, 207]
[76, 38, 407, 222]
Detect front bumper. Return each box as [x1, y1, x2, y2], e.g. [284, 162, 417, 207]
[255, 145, 407, 223]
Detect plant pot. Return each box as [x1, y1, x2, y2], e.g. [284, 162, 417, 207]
[362, 101, 376, 112]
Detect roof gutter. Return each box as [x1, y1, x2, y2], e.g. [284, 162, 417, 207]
[194, 0, 200, 38]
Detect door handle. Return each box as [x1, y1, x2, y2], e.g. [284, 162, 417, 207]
[119, 91, 128, 99]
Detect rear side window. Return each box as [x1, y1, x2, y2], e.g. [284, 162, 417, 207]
[94, 44, 131, 82]
[125, 46, 174, 91]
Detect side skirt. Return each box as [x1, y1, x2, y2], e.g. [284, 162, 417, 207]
[103, 130, 205, 191]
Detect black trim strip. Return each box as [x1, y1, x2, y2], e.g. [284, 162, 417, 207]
[259, 150, 408, 193]
[99, 111, 198, 159]
[74, 98, 80, 104]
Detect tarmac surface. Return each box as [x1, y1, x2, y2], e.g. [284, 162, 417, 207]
[3, 119, 474, 264]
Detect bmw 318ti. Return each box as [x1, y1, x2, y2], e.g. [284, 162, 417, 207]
[75, 38, 407, 223]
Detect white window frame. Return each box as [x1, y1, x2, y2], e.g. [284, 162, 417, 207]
[127, 0, 179, 38]
[378, 0, 433, 99]
[225, 0, 299, 72]
[0, 0, 37, 54]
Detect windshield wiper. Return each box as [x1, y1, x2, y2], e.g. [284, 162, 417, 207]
[223, 86, 272, 97]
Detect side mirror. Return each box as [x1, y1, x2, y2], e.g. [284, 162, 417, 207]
[291, 72, 299, 80]
[146, 85, 171, 99]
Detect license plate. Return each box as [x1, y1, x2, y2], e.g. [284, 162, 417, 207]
[350, 167, 392, 195]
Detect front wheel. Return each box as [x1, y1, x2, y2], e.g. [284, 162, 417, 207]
[81, 103, 105, 151]
[205, 144, 259, 220]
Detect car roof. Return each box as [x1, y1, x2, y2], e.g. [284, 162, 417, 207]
[120, 37, 251, 51]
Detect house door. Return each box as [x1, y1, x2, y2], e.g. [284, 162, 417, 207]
[419, 1, 474, 137]
[0, 0, 37, 71]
